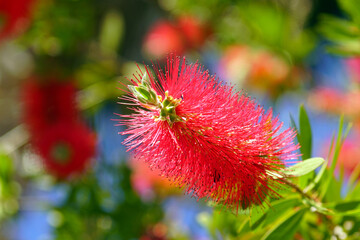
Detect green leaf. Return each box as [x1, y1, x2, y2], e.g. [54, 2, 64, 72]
[337, 209, 360, 216]
[323, 200, 360, 216]
[334, 201, 360, 212]
[289, 114, 298, 134]
[261, 208, 306, 240]
[298, 105, 312, 160]
[297, 105, 314, 187]
[282, 158, 325, 177]
[322, 172, 343, 202]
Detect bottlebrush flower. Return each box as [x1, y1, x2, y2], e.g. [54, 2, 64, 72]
[116, 55, 299, 210]
[0, 0, 35, 41]
[34, 122, 96, 178]
[22, 79, 79, 134]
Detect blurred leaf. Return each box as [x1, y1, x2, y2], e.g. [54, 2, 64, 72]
[320, 116, 352, 200]
[322, 171, 343, 202]
[334, 201, 360, 212]
[99, 11, 124, 54]
[237, 218, 251, 235]
[0, 153, 14, 181]
[337, 209, 360, 216]
[346, 163, 360, 195]
[339, 0, 360, 25]
[282, 158, 324, 177]
[346, 180, 360, 200]
[204, 209, 247, 238]
[283, 29, 316, 62]
[239, 3, 286, 46]
[261, 208, 306, 240]
[318, 12, 360, 56]
[249, 203, 269, 227]
[324, 200, 360, 216]
[319, 15, 360, 41]
[325, 41, 360, 56]
[319, 116, 343, 198]
[252, 197, 301, 230]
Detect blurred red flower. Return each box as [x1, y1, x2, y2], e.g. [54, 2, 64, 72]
[177, 15, 210, 49]
[0, 0, 35, 40]
[248, 51, 289, 87]
[116, 55, 299, 210]
[34, 122, 96, 178]
[308, 88, 360, 118]
[23, 78, 96, 178]
[219, 45, 293, 99]
[346, 57, 360, 83]
[143, 16, 210, 59]
[140, 223, 168, 240]
[129, 157, 178, 201]
[337, 140, 360, 177]
[219, 45, 252, 84]
[22, 79, 79, 134]
[143, 20, 186, 59]
[308, 88, 343, 115]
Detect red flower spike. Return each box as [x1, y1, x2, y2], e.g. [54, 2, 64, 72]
[116, 55, 299, 211]
[35, 122, 96, 178]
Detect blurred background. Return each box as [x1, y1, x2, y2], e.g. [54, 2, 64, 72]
[0, 0, 360, 239]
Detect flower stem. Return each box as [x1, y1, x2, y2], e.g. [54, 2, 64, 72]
[279, 177, 314, 201]
[279, 177, 334, 218]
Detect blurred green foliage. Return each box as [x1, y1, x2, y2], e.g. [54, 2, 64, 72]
[51, 164, 163, 240]
[318, 0, 360, 55]
[0, 153, 20, 222]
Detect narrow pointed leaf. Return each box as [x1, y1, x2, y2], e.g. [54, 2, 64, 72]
[298, 105, 312, 160]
